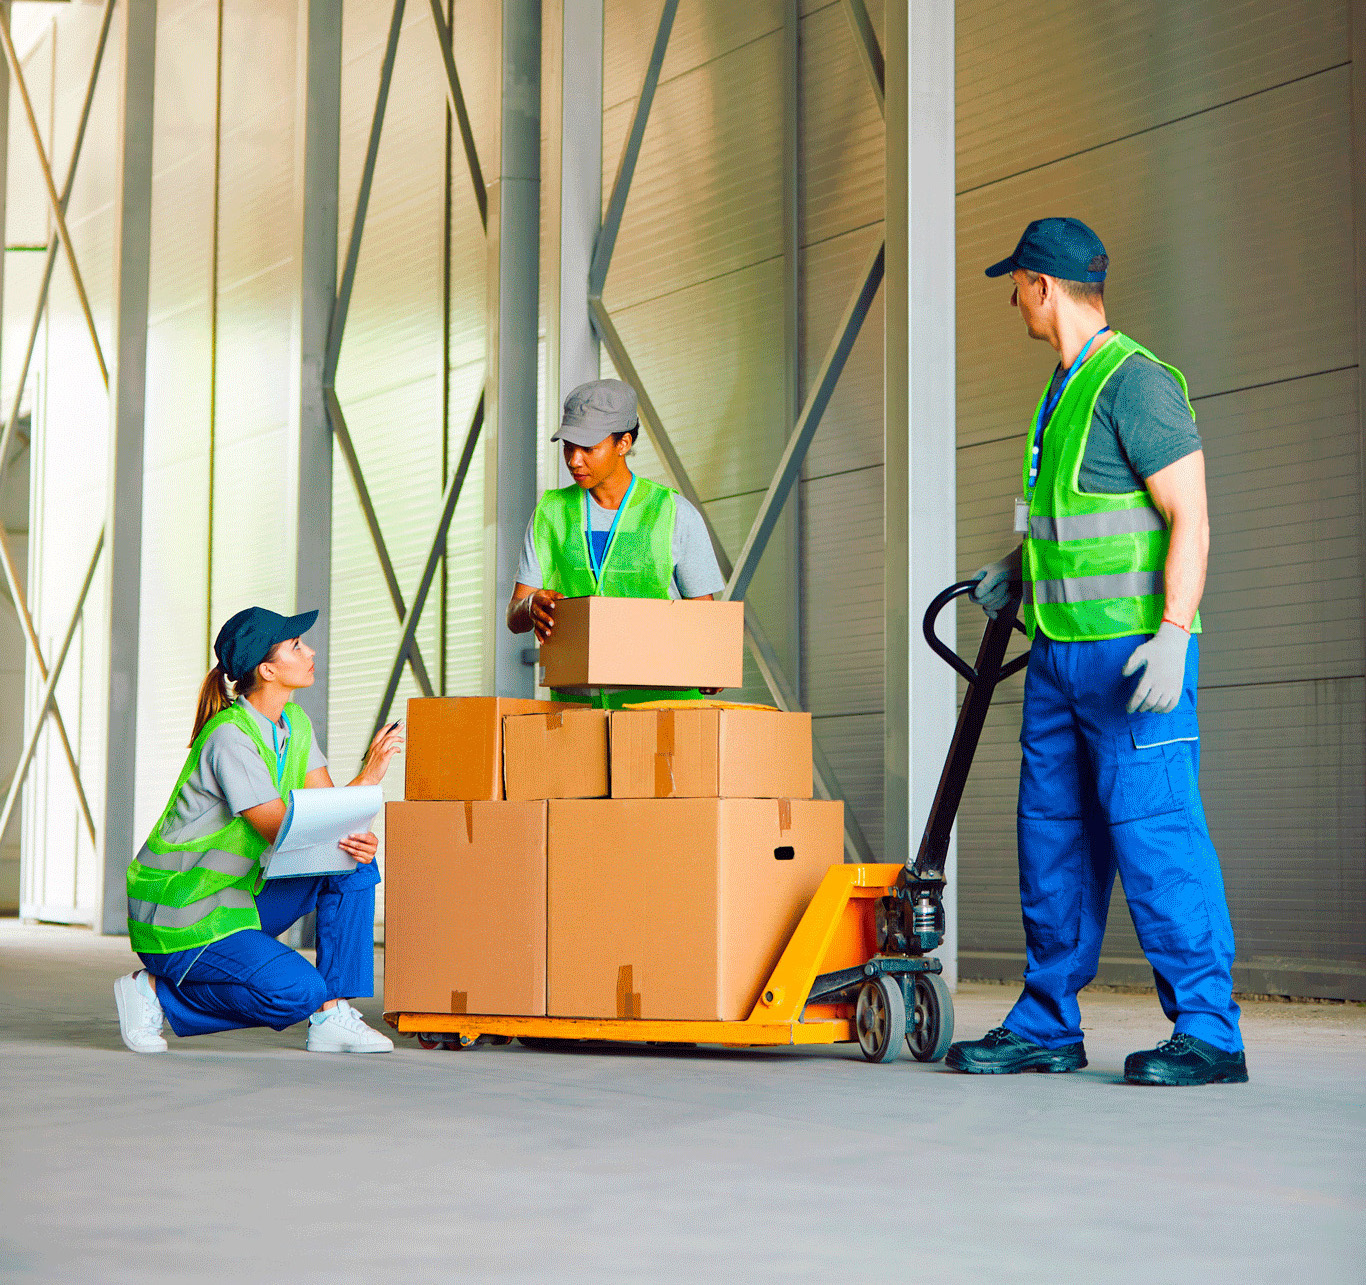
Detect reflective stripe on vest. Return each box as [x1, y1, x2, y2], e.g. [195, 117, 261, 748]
[126, 702, 312, 955]
[1021, 331, 1202, 642]
[531, 476, 676, 600]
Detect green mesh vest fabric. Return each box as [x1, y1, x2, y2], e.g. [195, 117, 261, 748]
[1022, 331, 1202, 642]
[125, 703, 313, 954]
[531, 475, 700, 706]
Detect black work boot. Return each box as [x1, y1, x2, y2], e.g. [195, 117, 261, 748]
[944, 1026, 1087, 1074]
[1123, 1034, 1249, 1086]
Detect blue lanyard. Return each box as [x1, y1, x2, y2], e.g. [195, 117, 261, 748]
[586, 475, 635, 585]
[1027, 325, 1110, 492]
[270, 709, 291, 785]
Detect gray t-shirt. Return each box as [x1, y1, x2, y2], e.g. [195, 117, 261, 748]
[157, 697, 327, 845]
[516, 487, 726, 599]
[1044, 351, 1202, 493]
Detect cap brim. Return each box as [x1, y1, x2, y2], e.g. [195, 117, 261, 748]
[272, 609, 318, 644]
[552, 424, 612, 449]
[984, 256, 1017, 278]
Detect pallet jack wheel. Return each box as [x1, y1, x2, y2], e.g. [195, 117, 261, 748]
[416, 1034, 442, 1050]
[443, 1034, 481, 1050]
[855, 975, 905, 1063]
[907, 973, 954, 1063]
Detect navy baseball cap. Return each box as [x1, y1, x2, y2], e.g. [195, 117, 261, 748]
[985, 217, 1109, 283]
[214, 606, 318, 683]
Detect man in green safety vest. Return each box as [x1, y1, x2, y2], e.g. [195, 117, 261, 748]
[507, 379, 725, 708]
[945, 218, 1247, 1087]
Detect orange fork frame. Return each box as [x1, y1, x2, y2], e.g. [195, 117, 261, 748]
[387, 864, 905, 1047]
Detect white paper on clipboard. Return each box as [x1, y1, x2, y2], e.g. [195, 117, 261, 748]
[262, 785, 383, 880]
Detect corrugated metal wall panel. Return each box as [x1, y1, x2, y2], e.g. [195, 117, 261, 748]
[954, 0, 1364, 995]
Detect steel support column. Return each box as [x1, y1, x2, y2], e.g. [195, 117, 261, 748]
[485, 0, 542, 697]
[552, 0, 602, 489]
[884, 0, 957, 982]
[100, 0, 158, 934]
[293, 0, 342, 749]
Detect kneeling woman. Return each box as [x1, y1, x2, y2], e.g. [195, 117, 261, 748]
[114, 606, 402, 1054]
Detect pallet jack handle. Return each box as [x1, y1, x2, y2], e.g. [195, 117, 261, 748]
[906, 581, 1030, 882]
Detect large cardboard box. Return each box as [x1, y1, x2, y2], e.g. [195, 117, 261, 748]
[538, 597, 744, 692]
[383, 800, 548, 1017]
[405, 697, 579, 801]
[504, 709, 610, 800]
[547, 798, 842, 1021]
[610, 708, 812, 799]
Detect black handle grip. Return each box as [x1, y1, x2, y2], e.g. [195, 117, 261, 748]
[922, 581, 985, 683]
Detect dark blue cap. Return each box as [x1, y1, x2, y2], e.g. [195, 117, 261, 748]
[985, 217, 1109, 283]
[214, 606, 318, 683]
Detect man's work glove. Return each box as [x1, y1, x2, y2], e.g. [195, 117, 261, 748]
[1123, 621, 1191, 714]
[969, 545, 1022, 618]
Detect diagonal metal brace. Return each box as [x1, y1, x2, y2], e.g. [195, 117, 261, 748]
[0, 532, 105, 845]
[840, 0, 885, 115]
[368, 392, 484, 746]
[725, 239, 884, 604]
[325, 389, 436, 698]
[429, 0, 488, 232]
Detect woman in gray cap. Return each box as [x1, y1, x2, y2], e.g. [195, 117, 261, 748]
[507, 378, 725, 707]
[114, 606, 403, 1055]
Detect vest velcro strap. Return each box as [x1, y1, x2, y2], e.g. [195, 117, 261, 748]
[128, 886, 255, 929]
[1028, 508, 1165, 542]
[1027, 569, 1164, 606]
[134, 845, 256, 879]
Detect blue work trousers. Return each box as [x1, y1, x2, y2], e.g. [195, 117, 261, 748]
[138, 861, 379, 1038]
[1003, 633, 1242, 1053]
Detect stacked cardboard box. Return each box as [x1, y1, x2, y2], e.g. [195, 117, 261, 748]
[384, 599, 844, 1023]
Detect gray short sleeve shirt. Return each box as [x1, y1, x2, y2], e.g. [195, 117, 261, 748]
[157, 698, 327, 845]
[516, 486, 726, 599]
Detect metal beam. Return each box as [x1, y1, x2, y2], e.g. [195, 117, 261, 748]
[0, 533, 104, 845]
[884, 0, 957, 981]
[725, 239, 884, 605]
[0, 6, 109, 388]
[840, 0, 884, 116]
[294, 0, 343, 752]
[370, 394, 483, 743]
[0, 528, 96, 847]
[100, 0, 158, 935]
[590, 297, 874, 864]
[326, 0, 403, 386]
[429, 0, 488, 231]
[325, 389, 435, 697]
[0, 0, 115, 496]
[485, 0, 542, 698]
[587, 0, 677, 297]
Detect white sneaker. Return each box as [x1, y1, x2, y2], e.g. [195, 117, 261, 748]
[305, 1000, 394, 1053]
[114, 971, 167, 1053]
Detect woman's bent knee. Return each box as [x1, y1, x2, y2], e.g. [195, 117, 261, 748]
[257, 954, 328, 1028]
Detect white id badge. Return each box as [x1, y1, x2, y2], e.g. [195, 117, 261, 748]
[1014, 497, 1029, 534]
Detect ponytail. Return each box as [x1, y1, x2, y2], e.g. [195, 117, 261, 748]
[191, 665, 233, 745]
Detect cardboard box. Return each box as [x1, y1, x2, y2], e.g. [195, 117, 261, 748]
[547, 798, 843, 1021]
[538, 596, 744, 691]
[383, 800, 548, 1017]
[610, 708, 812, 799]
[504, 709, 610, 800]
[405, 697, 581, 801]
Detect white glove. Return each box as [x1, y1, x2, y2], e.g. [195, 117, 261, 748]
[1122, 621, 1190, 714]
[969, 545, 1022, 618]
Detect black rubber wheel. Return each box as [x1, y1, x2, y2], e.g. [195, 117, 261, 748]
[485, 1034, 513, 1046]
[855, 975, 905, 1063]
[907, 973, 954, 1062]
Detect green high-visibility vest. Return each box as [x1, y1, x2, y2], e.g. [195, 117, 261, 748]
[1022, 331, 1202, 642]
[531, 475, 699, 709]
[125, 703, 313, 954]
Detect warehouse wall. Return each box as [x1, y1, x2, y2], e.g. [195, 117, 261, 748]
[954, 0, 1366, 998]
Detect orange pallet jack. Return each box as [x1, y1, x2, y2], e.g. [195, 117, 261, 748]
[387, 583, 1027, 1063]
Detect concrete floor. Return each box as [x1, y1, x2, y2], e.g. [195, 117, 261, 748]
[1, 921, 1362, 1283]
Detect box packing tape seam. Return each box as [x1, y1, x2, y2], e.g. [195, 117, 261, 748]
[616, 964, 642, 1019]
[778, 799, 792, 833]
[654, 709, 676, 797]
[451, 991, 467, 1015]
[463, 801, 475, 844]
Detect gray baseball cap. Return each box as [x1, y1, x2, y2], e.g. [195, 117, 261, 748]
[553, 378, 639, 449]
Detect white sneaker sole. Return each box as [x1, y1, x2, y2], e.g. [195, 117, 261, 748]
[306, 1033, 394, 1053]
[114, 975, 167, 1054]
